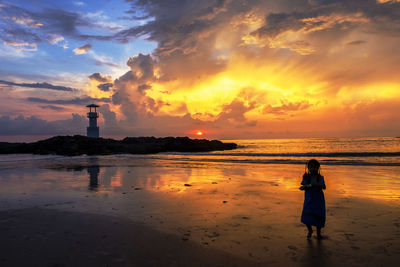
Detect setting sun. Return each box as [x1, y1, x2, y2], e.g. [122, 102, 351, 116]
[196, 131, 203, 136]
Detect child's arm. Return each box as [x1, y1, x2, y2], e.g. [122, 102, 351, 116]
[311, 176, 326, 189]
[299, 174, 310, 190]
[299, 184, 312, 190]
[311, 183, 326, 189]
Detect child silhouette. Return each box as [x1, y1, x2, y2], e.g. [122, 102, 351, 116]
[300, 159, 326, 239]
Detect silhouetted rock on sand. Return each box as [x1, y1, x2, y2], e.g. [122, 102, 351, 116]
[0, 135, 237, 156]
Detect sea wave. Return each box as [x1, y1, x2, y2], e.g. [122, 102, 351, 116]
[0, 151, 399, 167]
[163, 151, 400, 157]
[147, 155, 400, 166]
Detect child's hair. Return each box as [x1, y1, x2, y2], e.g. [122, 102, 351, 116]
[304, 159, 321, 175]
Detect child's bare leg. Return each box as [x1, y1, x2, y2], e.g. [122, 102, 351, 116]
[306, 224, 312, 239]
[317, 227, 323, 239]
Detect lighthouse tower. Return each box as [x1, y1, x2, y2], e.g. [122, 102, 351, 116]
[86, 104, 99, 138]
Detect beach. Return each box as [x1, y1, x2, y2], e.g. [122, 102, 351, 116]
[0, 138, 400, 266]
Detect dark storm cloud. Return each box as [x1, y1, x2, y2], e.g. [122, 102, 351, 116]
[346, 40, 367, 46]
[3, 0, 399, 53]
[137, 84, 151, 92]
[26, 96, 111, 105]
[2, 27, 42, 44]
[214, 99, 258, 127]
[0, 80, 77, 92]
[39, 105, 66, 111]
[31, 8, 88, 37]
[251, 0, 400, 40]
[88, 73, 112, 83]
[0, 3, 115, 47]
[119, 0, 399, 54]
[126, 53, 156, 82]
[99, 104, 118, 127]
[97, 83, 113, 91]
[117, 0, 242, 52]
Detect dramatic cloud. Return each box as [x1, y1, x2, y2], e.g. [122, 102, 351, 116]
[2, 0, 400, 138]
[97, 83, 113, 92]
[88, 73, 112, 83]
[26, 96, 111, 105]
[78, 0, 400, 138]
[346, 40, 367, 46]
[262, 101, 313, 116]
[0, 80, 77, 91]
[39, 105, 66, 111]
[0, 114, 86, 136]
[73, 44, 92, 54]
[0, 2, 126, 52]
[99, 104, 118, 127]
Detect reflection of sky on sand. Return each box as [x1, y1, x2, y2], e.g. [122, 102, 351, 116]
[0, 159, 399, 264]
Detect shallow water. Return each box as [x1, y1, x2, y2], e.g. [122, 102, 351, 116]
[0, 154, 399, 265]
[161, 137, 400, 166]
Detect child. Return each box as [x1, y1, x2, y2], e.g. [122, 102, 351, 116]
[299, 159, 326, 239]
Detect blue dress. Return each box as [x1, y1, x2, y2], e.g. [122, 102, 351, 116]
[301, 174, 326, 228]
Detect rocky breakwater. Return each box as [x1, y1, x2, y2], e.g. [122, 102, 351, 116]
[0, 135, 237, 156]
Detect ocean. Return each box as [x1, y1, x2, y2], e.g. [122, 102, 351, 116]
[116, 136, 400, 166]
[1, 136, 399, 166]
[0, 137, 399, 265]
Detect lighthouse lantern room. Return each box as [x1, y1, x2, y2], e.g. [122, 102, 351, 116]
[86, 104, 99, 138]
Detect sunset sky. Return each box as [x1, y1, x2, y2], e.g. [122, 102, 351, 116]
[1, 0, 400, 140]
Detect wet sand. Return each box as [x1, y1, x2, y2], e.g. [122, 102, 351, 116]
[0, 156, 399, 266]
[0, 208, 253, 267]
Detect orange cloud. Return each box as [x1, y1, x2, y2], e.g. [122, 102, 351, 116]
[6, 0, 399, 138]
[73, 44, 92, 55]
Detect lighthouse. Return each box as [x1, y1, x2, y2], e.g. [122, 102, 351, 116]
[86, 104, 99, 138]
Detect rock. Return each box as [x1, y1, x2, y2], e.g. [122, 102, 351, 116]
[0, 135, 237, 156]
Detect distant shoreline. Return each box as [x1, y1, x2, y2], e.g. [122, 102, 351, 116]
[0, 135, 237, 156]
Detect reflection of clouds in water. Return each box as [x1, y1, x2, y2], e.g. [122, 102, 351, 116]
[222, 167, 247, 177]
[100, 167, 116, 187]
[0, 169, 41, 181]
[122, 167, 192, 190]
[111, 172, 122, 187]
[87, 165, 231, 194]
[90, 166, 172, 192]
